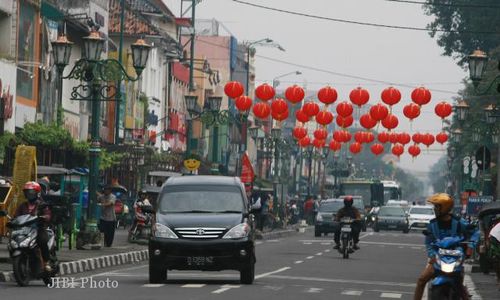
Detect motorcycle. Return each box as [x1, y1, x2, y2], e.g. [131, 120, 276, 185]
[128, 204, 153, 243]
[0, 210, 59, 286]
[339, 217, 355, 259]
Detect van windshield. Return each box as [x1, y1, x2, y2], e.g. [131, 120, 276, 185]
[159, 185, 244, 214]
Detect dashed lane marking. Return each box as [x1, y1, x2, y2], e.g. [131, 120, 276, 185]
[342, 290, 363, 296]
[360, 241, 423, 247]
[142, 284, 165, 288]
[324, 249, 331, 253]
[306, 256, 314, 259]
[321, 242, 331, 245]
[211, 284, 241, 294]
[256, 241, 263, 245]
[267, 239, 280, 243]
[303, 242, 312, 245]
[306, 287, 323, 293]
[267, 275, 416, 288]
[380, 292, 402, 298]
[315, 252, 323, 256]
[255, 267, 291, 280]
[294, 260, 304, 264]
[182, 284, 206, 288]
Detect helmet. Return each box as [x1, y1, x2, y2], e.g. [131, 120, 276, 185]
[23, 181, 41, 203]
[344, 195, 354, 207]
[427, 193, 453, 216]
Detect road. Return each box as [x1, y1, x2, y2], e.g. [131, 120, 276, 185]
[0, 230, 428, 299]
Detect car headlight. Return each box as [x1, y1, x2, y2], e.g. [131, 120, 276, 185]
[222, 223, 250, 239]
[371, 216, 376, 222]
[438, 248, 462, 256]
[153, 223, 178, 239]
[316, 214, 323, 222]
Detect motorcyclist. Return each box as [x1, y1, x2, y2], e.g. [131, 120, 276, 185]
[333, 195, 361, 250]
[14, 181, 52, 272]
[130, 190, 152, 234]
[413, 193, 471, 300]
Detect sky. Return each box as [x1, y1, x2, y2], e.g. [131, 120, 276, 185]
[164, 0, 467, 178]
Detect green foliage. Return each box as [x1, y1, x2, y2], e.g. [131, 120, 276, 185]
[0, 131, 17, 163]
[429, 156, 448, 193]
[99, 149, 125, 171]
[18, 121, 73, 149]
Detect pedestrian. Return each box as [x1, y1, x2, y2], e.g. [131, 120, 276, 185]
[303, 195, 314, 225]
[98, 185, 117, 247]
[248, 189, 262, 231]
[313, 197, 320, 224]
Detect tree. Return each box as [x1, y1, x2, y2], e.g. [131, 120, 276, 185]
[429, 156, 448, 193]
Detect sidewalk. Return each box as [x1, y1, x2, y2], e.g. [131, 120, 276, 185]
[469, 264, 500, 299]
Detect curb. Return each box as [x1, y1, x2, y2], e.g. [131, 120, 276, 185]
[261, 226, 311, 240]
[0, 249, 149, 283]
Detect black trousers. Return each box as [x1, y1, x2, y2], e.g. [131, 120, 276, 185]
[99, 220, 116, 247]
[37, 229, 50, 261]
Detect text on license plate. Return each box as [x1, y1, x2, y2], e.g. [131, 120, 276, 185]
[341, 227, 352, 232]
[187, 256, 214, 266]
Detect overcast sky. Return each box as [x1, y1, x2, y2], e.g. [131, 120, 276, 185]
[164, 0, 466, 176]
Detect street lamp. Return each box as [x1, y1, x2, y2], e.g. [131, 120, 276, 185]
[51, 25, 151, 239]
[472, 127, 481, 143]
[451, 128, 463, 143]
[245, 38, 285, 94]
[468, 49, 489, 86]
[51, 34, 73, 127]
[484, 104, 497, 124]
[272, 71, 302, 89]
[454, 100, 470, 122]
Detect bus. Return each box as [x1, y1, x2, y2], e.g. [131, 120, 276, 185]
[338, 179, 384, 209]
[381, 180, 402, 203]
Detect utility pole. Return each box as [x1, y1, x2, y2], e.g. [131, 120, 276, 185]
[189, 0, 196, 91]
[115, 0, 126, 144]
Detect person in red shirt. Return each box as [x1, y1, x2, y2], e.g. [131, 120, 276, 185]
[303, 196, 315, 225]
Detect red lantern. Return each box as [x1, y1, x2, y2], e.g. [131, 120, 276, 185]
[381, 114, 399, 130]
[285, 85, 305, 104]
[344, 131, 352, 143]
[392, 144, 404, 157]
[378, 132, 390, 143]
[360, 114, 377, 130]
[298, 136, 311, 148]
[224, 81, 244, 98]
[422, 133, 435, 147]
[252, 102, 271, 120]
[303, 101, 320, 117]
[292, 126, 308, 140]
[313, 138, 326, 149]
[349, 87, 370, 107]
[408, 145, 421, 157]
[364, 132, 375, 143]
[411, 87, 431, 106]
[333, 130, 345, 143]
[412, 133, 423, 144]
[271, 109, 289, 121]
[336, 101, 354, 118]
[296, 109, 310, 123]
[234, 96, 252, 112]
[317, 86, 338, 105]
[434, 101, 452, 119]
[315, 110, 334, 126]
[354, 131, 365, 144]
[349, 142, 362, 154]
[403, 103, 421, 121]
[255, 83, 275, 101]
[370, 103, 389, 121]
[381, 87, 401, 106]
[329, 140, 342, 151]
[370, 143, 384, 156]
[271, 98, 288, 114]
[314, 128, 329, 140]
[398, 132, 411, 145]
[436, 132, 448, 144]
[336, 115, 354, 128]
[389, 132, 399, 144]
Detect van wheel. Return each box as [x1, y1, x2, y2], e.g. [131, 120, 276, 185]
[149, 263, 167, 283]
[403, 228, 409, 234]
[240, 262, 255, 284]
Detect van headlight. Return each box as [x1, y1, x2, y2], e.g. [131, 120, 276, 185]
[222, 223, 250, 239]
[153, 223, 178, 239]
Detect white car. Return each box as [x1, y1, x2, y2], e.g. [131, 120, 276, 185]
[407, 205, 435, 230]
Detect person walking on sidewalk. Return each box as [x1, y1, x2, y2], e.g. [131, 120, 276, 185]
[98, 185, 117, 247]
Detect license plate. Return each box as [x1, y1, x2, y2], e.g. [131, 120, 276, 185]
[341, 227, 352, 232]
[388, 225, 397, 229]
[186, 256, 214, 266]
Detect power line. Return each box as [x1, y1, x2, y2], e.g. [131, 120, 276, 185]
[384, 0, 500, 9]
[232, 0, 500, 35]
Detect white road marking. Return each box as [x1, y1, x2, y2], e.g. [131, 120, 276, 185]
[303, 242, 312, 245]
[411, 247, 422, 249]
[464, 274, 483, 300]
[306, 287, 323, 293]
[342, 290, 363, 296]
[380, 292, 402, 298]
[182, 284, 206, 288]
[315, 252, 323, 256]
[211, 284, 241, 294]
[294, 260, 304, 264]
[256, 241, 263, 245]
[306, 256, 314, 259]
[255, 267, 291, 279]
[267, 275, 416, 287]
[423, 283, 428, 300]
[398, 246, 404, 249]
[321, 242, 331, 245]
[142, 284, 165, 288]
[360, 241, 423, 247]
[324, 249, 331, 253]
[263, 285, 284, 291]
[267, 239, 280, 243]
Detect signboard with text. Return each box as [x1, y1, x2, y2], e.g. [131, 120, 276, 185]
[466, 196, 493, 216]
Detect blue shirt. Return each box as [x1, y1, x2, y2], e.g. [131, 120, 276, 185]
[425, 216, 469, 258]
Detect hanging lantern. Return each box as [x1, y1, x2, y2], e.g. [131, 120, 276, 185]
[354, 131, 365, 144]
[370, 103, 389, 121]
[303, 101, 320, 117]
[411, 87, 432, 106]
[271, 109, 289, 121]
[360, 113, 377, 130]
[378, 131, 390, 143]
[293, 126, 308, 140]
[315, 110, 334, 126]
[285, 85, 305, 104]
[349, 87, 370, 107]
[412, 133, 423, 144]
[336, 101, 354, 118]
[370, 143, 384, 156]
[313, 138, 326, 149]
[252, 102, 271, 119]
[422, 133, 435, 148]
[343, 131, 352, 143]
[333, 130, 345, 143]
[398, 132, 411, 145]
[408, 145, 421, 157]
[403, 103, 421, 121]
[392, 144, 404, 157]
[436, 132, 448, 144]
[224, 81, 244, 98]
[389, 132, 399, 144]
[434, 101, 453, 119]
[381, 114, 399, 130]
[381, 87, 401, 106]
[271, 98, 288, 114]
[314, 128, 329, 140]
[329, 140, 342, 151]
[255, 83, 275, 101]
[298, 136, 311, 148]
[295, 109, 310, 123]
[364, 131, 375, 143]
[336, 115, 354, 128]
[349, 142, 362, 154]
[234, 96, 253, 112]
[317, 86, 338, 105]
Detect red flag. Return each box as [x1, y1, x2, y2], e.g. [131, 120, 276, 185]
[240, 152, 254, 185]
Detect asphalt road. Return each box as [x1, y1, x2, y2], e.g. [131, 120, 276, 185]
[0, 230, 430, 299]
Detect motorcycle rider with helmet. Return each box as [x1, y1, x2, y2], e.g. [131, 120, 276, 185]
[413, 193, 471, 300]
[333, 195, 362, 250]
[130, 189, 152, 234]
[14, 181, 52, 272]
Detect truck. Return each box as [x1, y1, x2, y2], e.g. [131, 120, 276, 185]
[381, 180, 402, 203]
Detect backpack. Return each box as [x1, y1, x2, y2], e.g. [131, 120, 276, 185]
[429, 216, 460, 240]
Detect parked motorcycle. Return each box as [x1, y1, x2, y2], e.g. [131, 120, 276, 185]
[0, 210, 59, 286]
[339, 217, 355, 259]
[128, 204, 153, 243]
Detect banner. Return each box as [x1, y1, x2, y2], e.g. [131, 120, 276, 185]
[240, 152, 254, 188]
[466, 196, 493, 216]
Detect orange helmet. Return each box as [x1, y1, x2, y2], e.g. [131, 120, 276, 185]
[427, 193, 453, 216]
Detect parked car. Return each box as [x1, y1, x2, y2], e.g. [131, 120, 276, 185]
[315, 198, 366, 237]
[373, 206, 409, 233]
[148, 176, 256, 284]
[407, 205, 435, 231]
